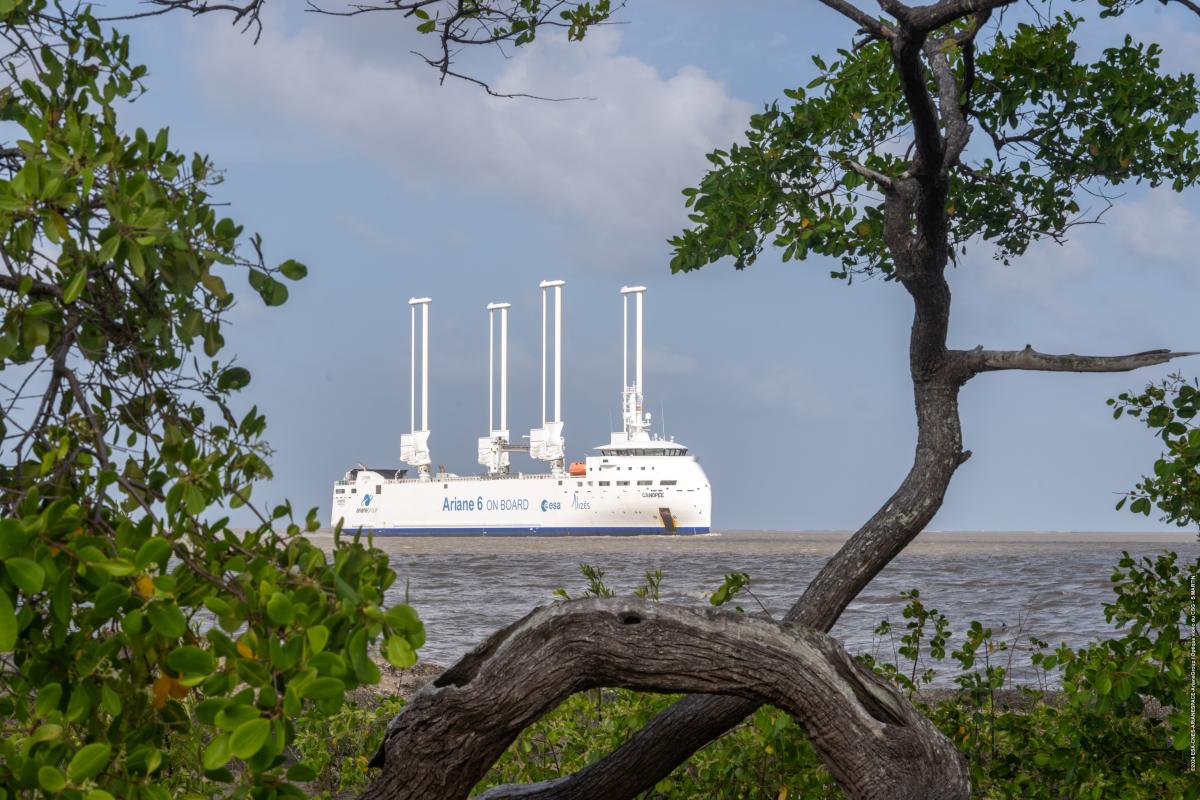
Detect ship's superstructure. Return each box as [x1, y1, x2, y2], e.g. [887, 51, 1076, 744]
[331, 282, 712, 535]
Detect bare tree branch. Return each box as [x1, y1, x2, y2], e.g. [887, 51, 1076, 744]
[960, 345, 1198, 375]
[845, 159, 897, 192]
[905, 0, 1017, 33]
[814, 0, 897, 39]
[0, 272, 64, 300]
[368, 599, 969, 800]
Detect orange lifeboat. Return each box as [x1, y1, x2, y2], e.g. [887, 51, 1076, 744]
[568, 461, 587, 476]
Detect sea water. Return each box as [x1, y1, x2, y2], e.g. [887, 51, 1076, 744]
[310, 530, 1195, 685]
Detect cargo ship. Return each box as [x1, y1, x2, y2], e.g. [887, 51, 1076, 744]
[330, 282, 711, 535]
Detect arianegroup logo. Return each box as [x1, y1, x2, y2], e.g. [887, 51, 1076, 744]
[354, 493, 378, 514]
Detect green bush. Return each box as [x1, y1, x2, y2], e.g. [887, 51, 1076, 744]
[470, 553, 1197, 799]
[0, 4, 423, 798]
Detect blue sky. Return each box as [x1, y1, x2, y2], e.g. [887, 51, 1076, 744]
[106, 1, 1199, 532]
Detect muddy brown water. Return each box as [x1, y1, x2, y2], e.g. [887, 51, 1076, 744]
[307, 530, 1195, 685]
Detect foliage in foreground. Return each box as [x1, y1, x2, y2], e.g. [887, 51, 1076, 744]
[0, 4, 421, 799]
[470, 552, 1199, 799]
[1113, 375, 1200, 532]
[286, 550, 1195, 798]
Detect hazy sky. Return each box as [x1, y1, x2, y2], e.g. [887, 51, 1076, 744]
[107, 1, 1199, 532]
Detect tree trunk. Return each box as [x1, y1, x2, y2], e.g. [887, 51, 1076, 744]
[363, 599, 970, 800]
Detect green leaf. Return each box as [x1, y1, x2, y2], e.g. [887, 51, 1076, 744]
[30, 724, 62, 744]
[97, 558, 135, 577]
[348, 628, 378, 683]
[286, 763, 317, 781]
[229, 717, 271, 759]
[63, 269, 87, 303]
[68, 742, 112, 782]
[146, 601, 187, 638]
[200, 271, 227, 299]
[0, 331, 17, 361]
[37, 765, 66, 792]
[183, 484, 206, 517]
[134, 537, 173, 570]
[278, 259, 307, 281]
[217, 367, 251, 392]
[167, 645, 215, 677]
[0, 589, 16, 651]
[36, 683, 63, 716]
[202, 733, 232, 770]
[384, 635, 416, 669]
[97, 234, 120, 263]
[215, 702, 261, 731]
[0, 519, 24, 558]
[266, 592, 294, 626]
[203, 595, 234, 616]
[5, 557, 45, 594]
[306, 624, 329, 654]
[301, 676, 345, 700]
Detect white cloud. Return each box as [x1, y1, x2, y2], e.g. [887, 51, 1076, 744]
[959, 237, 1091, 325]
[1111, 187, 1198, 268]
[190, 18, 751, 269]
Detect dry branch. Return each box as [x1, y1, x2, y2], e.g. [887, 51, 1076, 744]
[364, 599, 970, 800]
[962, 345, 1197, 375]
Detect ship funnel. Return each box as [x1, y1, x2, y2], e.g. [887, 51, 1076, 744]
[478, 302, 512, 475]
[620, 286, 650, 440]
[529, 280, 566, 474]
[400, 297, 433, 479]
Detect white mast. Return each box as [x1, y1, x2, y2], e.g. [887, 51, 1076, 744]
[479, 302, 512, 474]
[400, 297, 433, 479]
[530, 279, 566, 475]
[619, 286, 650, 441]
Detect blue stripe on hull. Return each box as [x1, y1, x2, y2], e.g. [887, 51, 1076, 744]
[342, 526, 710, 537]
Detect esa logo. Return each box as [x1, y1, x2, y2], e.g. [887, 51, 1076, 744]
[540, 499, 562, 512]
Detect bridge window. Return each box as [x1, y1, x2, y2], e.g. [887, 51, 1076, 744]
[599, 481, 610, 486]
[637, 480, 653, 486]
[617, 480, 629, 486]
[661, 480, 677, 486]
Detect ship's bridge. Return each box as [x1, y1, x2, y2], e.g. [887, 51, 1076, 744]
[596, 432, 690, 457]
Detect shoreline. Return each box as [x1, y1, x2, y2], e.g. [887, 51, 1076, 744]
[304, 528, 1194, 556]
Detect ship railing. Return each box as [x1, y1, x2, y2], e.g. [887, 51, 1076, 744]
[368, 472, 556, 485]
[337, 472, 563, 487]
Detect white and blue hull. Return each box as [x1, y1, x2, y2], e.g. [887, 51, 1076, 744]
[331, 452, 711, 536]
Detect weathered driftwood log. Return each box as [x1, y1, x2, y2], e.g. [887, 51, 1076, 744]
[362, 598, 969, 800]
